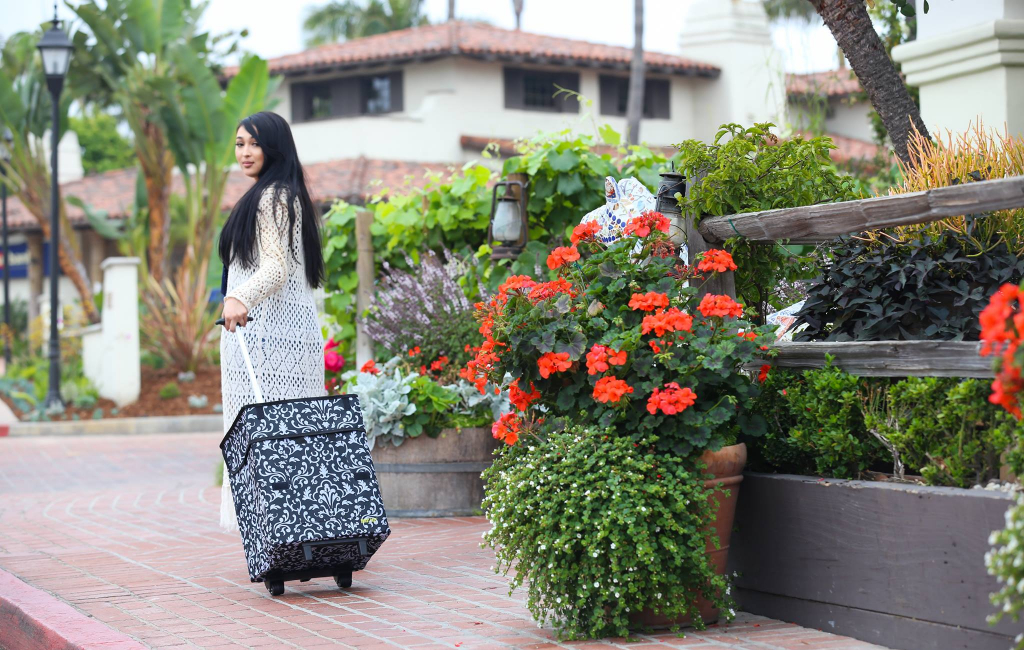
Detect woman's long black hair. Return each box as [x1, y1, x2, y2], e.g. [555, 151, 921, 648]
[219, 111, 325, 289]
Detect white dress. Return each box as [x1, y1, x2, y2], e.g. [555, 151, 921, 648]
[219, 186, 326, 531]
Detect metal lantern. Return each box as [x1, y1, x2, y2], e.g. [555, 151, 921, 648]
[489, 175, 529, 260]
[37, 16, 73, 94]
[1, 128, 11, 366]
[655, 163, 685, 218]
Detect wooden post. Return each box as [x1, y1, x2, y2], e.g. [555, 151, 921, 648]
[355, 210, 375, 367]
[26, 232, 43, 330]
[683, 174, 736, 299]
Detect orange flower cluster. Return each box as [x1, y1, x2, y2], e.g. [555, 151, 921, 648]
[623, 210, 671, 238]
[499, 274, 537, 298]
[629, 291, 670, 312]
[757, 364, 770, 383]
[697, 249, 738, 273]
[980, 283, 1024, 418]
[360, 360, 380, 375]
[408, 346, 421, 357]
[430, 356, 450, 372]
[646, 383, 697, 415]
[547, 246, 580, 270]
[641, 308, 693, 337]
[537, 351, 572, 378]
[508, 379, 541, 412]
[571, 221, 602, 244]
[528, 278, 576, 304]
[737, 331, 757, 341]
[593, 376, 634, 403]
[492, 412, 522, 445]
[585, 345, 627, 375]
[698, 294, 744, 319]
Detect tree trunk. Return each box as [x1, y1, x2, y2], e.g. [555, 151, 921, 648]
[810, 0, 929, 164]
[513, 0, 524, 29]
[141, 121, 174, 285]
[625, 0, 645, 146]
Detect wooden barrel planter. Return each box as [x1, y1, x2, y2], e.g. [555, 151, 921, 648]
[370, 427, 500, 517]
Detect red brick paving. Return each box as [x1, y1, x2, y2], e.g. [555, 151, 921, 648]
[0, 433, 893, 650]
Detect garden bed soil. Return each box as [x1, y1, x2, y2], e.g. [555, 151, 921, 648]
[728, 472, 1024, 650]
[3, 366, 222, 421]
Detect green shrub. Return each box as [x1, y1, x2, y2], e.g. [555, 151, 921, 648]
[866, 377, 1024, 487]
[753, 361, 882, 479]
[753, 366, 1024, 487]
[482, 425, 732, 640]
[159, 382, 180, 400]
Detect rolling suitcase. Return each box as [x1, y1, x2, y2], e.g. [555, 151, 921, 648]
[218, 321, 390, 596]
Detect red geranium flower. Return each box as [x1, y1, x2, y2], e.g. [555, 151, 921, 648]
[698, 249, 738, 273]
[629, 291, 670, 312]
[697, 294, 744, 319]
[608, 349, 627, 366]
[593, 376, 634, 403]
[430, 356, 449, 372]
[509, 379, 541, 411]
[324, 350, 345, 373]
[537, 351, 572, 378]
[325, 337, 339, 351]
[499, 274, 537, 298]
[408, 346, 421, 357]
[646, 383, 697, 415]
[758, 364, 770, 383]
[360, 360, 380, 375]
[546, 246, 581, 270]
[641, 308, 693, 337]
[623, 210, 671, 238]
[586, 344, 611, 375]
[571, 221, 602, 244]
[492, 412, 522, 445]
[528, 278, 576, 304]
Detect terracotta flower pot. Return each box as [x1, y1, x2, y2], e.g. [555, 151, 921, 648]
[630, 442, 747, 630]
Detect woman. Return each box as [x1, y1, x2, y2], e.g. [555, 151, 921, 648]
[218, 111, 326, 531]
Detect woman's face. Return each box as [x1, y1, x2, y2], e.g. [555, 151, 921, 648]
[235, 126, 264, 178]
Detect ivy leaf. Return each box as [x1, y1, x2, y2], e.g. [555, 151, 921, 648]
[555, 330, 588, 360]
[557, 172, 585, 195]
[547, 149, 581, 173]
[599, 124, 621, 146]
[737, 411, 768, 438]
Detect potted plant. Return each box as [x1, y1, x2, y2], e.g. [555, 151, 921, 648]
[464, 211, 774, 639]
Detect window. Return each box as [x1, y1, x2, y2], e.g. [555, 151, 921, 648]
[308, 83, 332, 120]
[598, 75, 670, 120]
[361, 74, 393, 114]
[504, 68, 580, 113]
[291, 71, 404, 122]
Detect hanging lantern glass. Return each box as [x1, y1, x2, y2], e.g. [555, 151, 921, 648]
[489, 177, 529, 260]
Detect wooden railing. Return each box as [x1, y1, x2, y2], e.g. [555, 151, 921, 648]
[687, 175, 1024, 378]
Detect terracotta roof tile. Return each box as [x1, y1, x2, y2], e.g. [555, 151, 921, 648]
[232, 21, 718, 78]
[6, 158, 455, 231]
[787, 69, 862, 98]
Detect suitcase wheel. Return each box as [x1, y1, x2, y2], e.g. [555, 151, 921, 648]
[334, 572, 352, 589]
[265, 580, 285, 596]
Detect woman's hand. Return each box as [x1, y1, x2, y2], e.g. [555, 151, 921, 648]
[222, 297, 249, 332]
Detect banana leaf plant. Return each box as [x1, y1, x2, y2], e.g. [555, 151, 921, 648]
[68, 0, 220, 285]
[0, 36, 100, 323]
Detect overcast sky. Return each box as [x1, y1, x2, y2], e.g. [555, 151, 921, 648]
[4, 0, 837, 74]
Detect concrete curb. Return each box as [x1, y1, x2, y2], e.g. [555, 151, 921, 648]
[0, 567, 146, 650]
[6, 414, 222, 437]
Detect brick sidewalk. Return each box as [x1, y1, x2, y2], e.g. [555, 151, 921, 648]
[0, 433, 892, 650]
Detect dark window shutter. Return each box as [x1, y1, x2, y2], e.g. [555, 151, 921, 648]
[599, 75, 623, 116]
[504, 67, 524, 109]
[558, 72, 580, 113]
[646, 78, 670, 119]
[332, 76, 360, 117]
[291, 82, 309, 122]
[390, 71, 404, 112]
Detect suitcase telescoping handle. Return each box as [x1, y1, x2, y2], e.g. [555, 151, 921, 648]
[215, 317, 265, 403]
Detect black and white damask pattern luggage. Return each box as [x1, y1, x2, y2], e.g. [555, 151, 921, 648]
[219, 323, 390, 596]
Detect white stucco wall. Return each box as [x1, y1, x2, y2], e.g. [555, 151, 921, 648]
[917, 0, 1024, 40]
[826, 100, 874, 142]
[277, 58, 710, 165]
[677, 0, 786, 140]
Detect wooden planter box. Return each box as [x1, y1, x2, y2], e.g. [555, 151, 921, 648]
[729, 473, 1024, 650]
[370, 427, 499, 518]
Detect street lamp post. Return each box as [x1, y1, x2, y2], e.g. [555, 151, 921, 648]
[1, 128, 12, 367]
[37, 6, 73, 412]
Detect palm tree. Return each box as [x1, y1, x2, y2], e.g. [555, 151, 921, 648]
[303, 0, 429, 47]
[513, 0, 524, 30]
